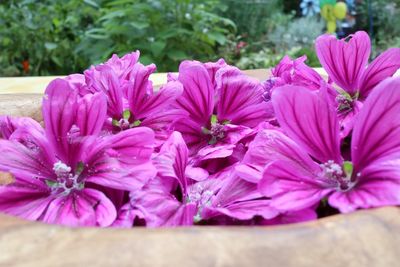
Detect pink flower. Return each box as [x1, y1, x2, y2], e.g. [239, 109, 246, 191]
[115, 132, 277, 227]
[0, 79, 156, 226]
[173, 60, 271, 165]
[258, 77, 400, 213]
[79, 52, 185, 143]
[266, 55, 325, 91]
[316, 31, 400, 99]
[316, 31, 400, 134]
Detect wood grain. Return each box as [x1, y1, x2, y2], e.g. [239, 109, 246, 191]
[0, 207, 399, 267]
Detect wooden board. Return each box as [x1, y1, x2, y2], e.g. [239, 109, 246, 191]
[0, 207, 399, 267]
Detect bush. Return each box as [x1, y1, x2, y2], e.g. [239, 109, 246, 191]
[0, 0, 99, 76]
[77, 0, 236, 72]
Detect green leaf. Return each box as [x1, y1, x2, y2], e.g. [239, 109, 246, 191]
[85, 28, 109, 40]
[44, 42, 57, 50]
[207, 32, 226, 45]
[83, 0, 99, 8]
[51, 56, 63, 67]
[167, 50, 188, 61]
[130, 21, 149, 30]
[150, 41, 166, 57]
[139, 55, 154, 66]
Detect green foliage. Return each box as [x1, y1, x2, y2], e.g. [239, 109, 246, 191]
[0, 0, 327, 76]
[0, 0, 100, 76]
[77, 0, 236, 72]
[356, 0, 400, 56]
[220, 0, 282, 40]
[268, 16, 324, 53]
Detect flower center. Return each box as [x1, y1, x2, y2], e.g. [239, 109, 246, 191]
[112, 109, 141, 131]
[201, 114, 229, 145]
[187, 184, 215, 223]
[320, 160, 357, 192]
[47, 161, 85, 195]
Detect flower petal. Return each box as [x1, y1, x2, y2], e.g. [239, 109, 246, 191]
[42, 193, 96, 226]
[43, 78, 78, 162]
[85, 65, 124, 118]
[154, 131, 189, 193]
[105, 51, 140, 80]
[42, 189, 116, 227]
[0, 185, 51, 221]
[237, 129, 320, 183]
[214, 200, 279, 220]
[175, 61, 214, 124]
[106, 127, 155, 165]
[134, 80, 183, 119]
[76, 92, 107, 136]
[0, 116, 42, 140]
[0, 139, 54, 181]
[352, 77, 400, 170]
[134, 189, 196, 227]
[358, 48, 400, 99]
[316, 31, 370, 94]
[272, 85, 341, 163]
[261, 209, 317, 225]
[127, 63, 157, 116]
[259, 160, 332, 211]
[216, 67, 268, 126]
[329, 160, 400, 213]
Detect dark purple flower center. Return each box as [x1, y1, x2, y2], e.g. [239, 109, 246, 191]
[320, 160, 357, 192]
[202, 115, 228, 145]
[112, 109, 141, 131]
[47, 161, 85, 195]
[336, 93, 356, 116]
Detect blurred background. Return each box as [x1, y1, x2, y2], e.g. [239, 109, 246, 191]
[0, 0, 399, 76]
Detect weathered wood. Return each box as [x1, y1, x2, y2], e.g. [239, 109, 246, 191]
[0, 94, 43, 121]
[0, 207, 399, 267]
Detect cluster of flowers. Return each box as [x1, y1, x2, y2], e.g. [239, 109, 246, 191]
[0, 31, 400, 227]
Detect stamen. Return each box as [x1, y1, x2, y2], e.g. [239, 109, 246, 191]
[49, 161, 85, 195]
[320, 160, 357, 192]
[188, 184, 215, 223]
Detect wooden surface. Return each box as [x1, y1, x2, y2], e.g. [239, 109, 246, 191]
[0, 207, 399, 267]
[1, 69, 399, 267]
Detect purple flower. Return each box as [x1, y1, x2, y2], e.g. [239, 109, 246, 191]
[0, 79, 156, 226]
[267, 55, 325, 91]
[258, 77, 400, 213]
[316, 31, 400, 99]
[78, 52, 185, 143]
[173, 60, 271, 164]
[316, 31, 400, 134]
[114, 132, 277, 227]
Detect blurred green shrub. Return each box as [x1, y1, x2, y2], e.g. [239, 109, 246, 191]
[77, 0, 236, 71]
[0, 0, 99, 76]
[220, 0, 282, 40]
[356, 0, 400, 56]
